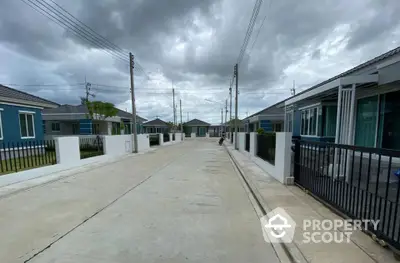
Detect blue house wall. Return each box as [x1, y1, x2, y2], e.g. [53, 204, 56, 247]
[260, 120, 272, 132]
[0, 103, 44, 144]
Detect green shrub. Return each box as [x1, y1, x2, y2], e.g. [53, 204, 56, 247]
[256, 128, 265, 135]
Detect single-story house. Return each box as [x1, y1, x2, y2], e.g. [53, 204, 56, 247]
[0, 84, 59, 144]
[184, 119, 210, 137]
[284, 45, 400, 149]
[42, 104, 147, 137]
[208, 124, 227, 137]
[243, 102, 285, 133]
[142, 118, 170, 134]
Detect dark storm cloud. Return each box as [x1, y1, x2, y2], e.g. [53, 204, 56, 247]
[1, 0, 400, 123]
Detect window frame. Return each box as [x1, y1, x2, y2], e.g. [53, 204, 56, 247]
[0, 109, 3, 140]
[300, 106, 320, 137]
[19, 112, 36, 139]
[51, 122, 61, 132]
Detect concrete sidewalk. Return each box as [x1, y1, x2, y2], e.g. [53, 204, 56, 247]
[225, 143, 397, 263]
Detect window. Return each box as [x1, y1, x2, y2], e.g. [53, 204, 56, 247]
[355, 96, 378, 147]
[51, 122, 60, 132]
[42, 120, 46, 134]
[322, 106, 337, 137]
[72, 123, 79, 135]
[300, 107, 319, 136]
[0, 112, 3, 140]
[92, 123, 100, 134]
[19, 113, 35, 138]
[273, 123, 282, 132]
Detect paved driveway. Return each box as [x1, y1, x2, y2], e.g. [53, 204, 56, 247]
[0, 140, 279, 263]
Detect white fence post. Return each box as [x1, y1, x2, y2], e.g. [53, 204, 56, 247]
[55, 137, 80, 164]
[275, 132, 294, 185]
[103, 135, 132, 156]
[191, 133, 196, 138]
[159, 133, 164, 145]
[137, 134, 150, 152]
[238, 132, 245, 152]
[169, 133, 173, 142]
[250, 132, 257, 156]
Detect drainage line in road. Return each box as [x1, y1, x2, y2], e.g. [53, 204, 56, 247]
[224, 146, 297, 263]
[24, 153, 185, 263]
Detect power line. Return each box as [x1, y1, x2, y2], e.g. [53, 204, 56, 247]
[248, 0, 272, 57]
[19, 0, 150, 79]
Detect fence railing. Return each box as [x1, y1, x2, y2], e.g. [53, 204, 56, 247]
[256, 133, 276, 165]
[0, 140, 56, 174]
[163, 133, 170, 143]
[245, 133, 250, 152]
[79, 136, 104, 159]
[293, 139, 400, 250]
[149, 134, 160, 146]
[172, 133, 175, 141]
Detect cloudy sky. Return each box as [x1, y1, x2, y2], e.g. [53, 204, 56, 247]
[1, 0, 400, 124]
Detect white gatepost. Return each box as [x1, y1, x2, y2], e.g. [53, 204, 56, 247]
[169, 133, 173, 142]
[137, 134, 150, 152]
[238, 132, 245, 152]
[159, 133, 164, 145]
[191, 133, 196, 138]
[55, 137, 80, 164]
[250, 132, 257, 156]
[275, 132, 294, 185]
[206, 133, 210, 138]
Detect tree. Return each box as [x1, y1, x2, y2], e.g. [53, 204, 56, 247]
[85, 101, 118, 120]
[80, 97, 88, 105]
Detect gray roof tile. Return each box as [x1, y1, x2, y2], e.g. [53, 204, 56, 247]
[0, 84, 59, 108]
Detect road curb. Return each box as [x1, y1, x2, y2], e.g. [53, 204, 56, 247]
[224, 144, 308, 263]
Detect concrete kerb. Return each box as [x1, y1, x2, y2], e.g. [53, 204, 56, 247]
[224, 144, 307, 263]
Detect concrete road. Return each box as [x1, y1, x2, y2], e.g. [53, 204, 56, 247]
[1, 139, 279, 263]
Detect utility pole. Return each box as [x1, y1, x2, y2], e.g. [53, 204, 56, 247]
[229, 84, 232, 137]
[220, 108, 223, 137]
[172, 88, 176, 129]
[180, 99, 183, 140]
[291, 80, 296, 96]
[130, 52, 138, 153]
[234, 64, 239, 150]
[187, 112, 189, 122]
[225, 99, 228, 134]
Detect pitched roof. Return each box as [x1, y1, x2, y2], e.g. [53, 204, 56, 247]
[287, 45, 400, 103]
[184, 118, 211, 126]
[0, 84, 59, 108]
[42, 104, 147, 121]
[142, 118, 168, 127]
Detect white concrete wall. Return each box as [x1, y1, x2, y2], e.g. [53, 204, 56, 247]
[55, 136, 80, 165]
[103, 135, 132, 156]
[159, 133, 164, 145]
[191, 133, 196, 138]
[169, 133, 173, 142]
[206, 133, 210, 138]
[175, 133, 182, 142]
[136, 134, 150, 152]
[238, 132, 246, 152]
[249, 132, 257, 156]
[250, 132, 293, 185]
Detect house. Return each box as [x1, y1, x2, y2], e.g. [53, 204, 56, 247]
[0, 84, 59, 144]
[142, 118, 170, 134]
[225, 118, 245, 133]
[284, 46, 400, 149]
[42, 104, 147, 137]
[243, 103, 285, 133]
[208, 124, 226, 137]
[183, 119, 210, 137]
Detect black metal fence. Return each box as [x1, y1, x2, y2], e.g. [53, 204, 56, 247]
[79, 136, 104, 159]
[163, 133, 170, 143]
[293, 139, 400, 250]
[149, 134, 160, 146]
[172, 133, 175, 141]
[245, 133, 250, 152]
[0, 140, 56, 174]
[256, 133, 276, 165]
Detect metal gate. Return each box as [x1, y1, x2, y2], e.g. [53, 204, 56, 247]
[245, 133, 250, 152]
[292, 138, 400, 250]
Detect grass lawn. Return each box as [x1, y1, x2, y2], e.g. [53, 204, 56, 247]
[0, 153, 57, 175]
[80, 150, 104, 159]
